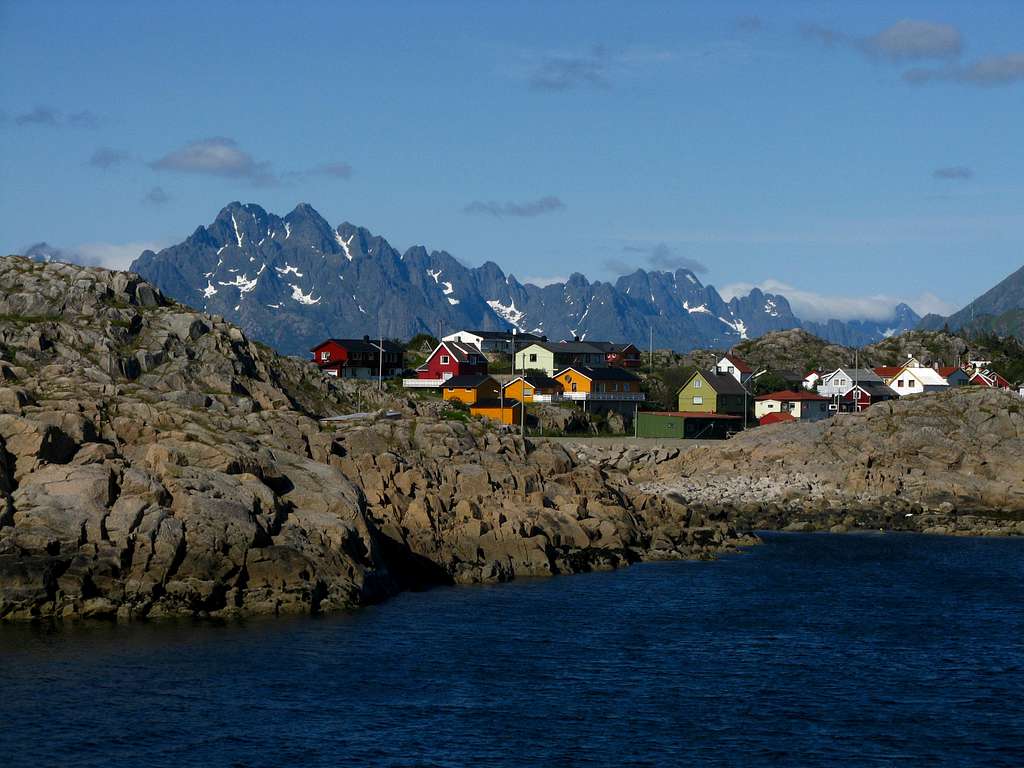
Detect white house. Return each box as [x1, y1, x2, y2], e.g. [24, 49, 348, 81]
[754, 390, 831, 422]
[817, 368, 883, 398]
[715, 354, 754, 385]
[441, 329, 542, 354]
[888, 366, 949, 396]
[802, 371, 823, 391]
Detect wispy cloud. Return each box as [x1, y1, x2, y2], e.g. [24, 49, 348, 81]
[463, 195, 565, 218]
[735, 16, 763, 33]
[529, 45, 611, 91]
[905, 53, 1024, 86]
[150, 137, 276, 185]
[22, 240, 165, 271]
[88, 147, 130, 170]
[142, 186, 170, 205]
[933, 166, 973, 180]
[803, 19, 962, 61]
[312, 161, 353, 179]
[606, 242, 708, 276]
[720, 278, 956, 322]
[14, 105, 97, 128]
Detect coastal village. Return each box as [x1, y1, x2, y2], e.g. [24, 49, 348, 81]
[309, 329, 1024, 438]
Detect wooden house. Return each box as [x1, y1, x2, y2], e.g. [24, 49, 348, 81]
[440, 374, 500, 405]
[413, 340, 488, 383]
[552, 366, 644, 402]
[754, 390, 830, 422]
[675, 370, 747, 416]
[501, 375, 563, 404]
[311, 336, 404, 379]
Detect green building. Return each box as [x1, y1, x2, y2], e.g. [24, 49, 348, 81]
[636, 411, 742, 440]
[675, 370, 747, 416]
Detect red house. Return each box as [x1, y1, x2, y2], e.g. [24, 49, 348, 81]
[840, 382, 899, 412]
[589, 341, 643, 369]
[970, 369, 1012, 390]
[416, 340, 488, 381]
[311, 337, 404, 379]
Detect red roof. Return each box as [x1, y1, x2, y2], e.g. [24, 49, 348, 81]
[755, 390, 828, 402]
[759, 412, 796, 426]
[873, 366, 903, 378]
[937, 366, 963, 377]
[722, 354, 753, 374]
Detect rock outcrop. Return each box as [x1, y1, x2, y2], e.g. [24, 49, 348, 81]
[571, 388, 1024, 536]
[0, 256, 748, 620]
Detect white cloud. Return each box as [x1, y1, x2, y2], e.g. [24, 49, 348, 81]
[23, 240, 167, 271]
[719, 279, 956, 322]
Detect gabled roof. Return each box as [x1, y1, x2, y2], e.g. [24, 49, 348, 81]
[430, 340, 484, 363]
[441, 374, 496, 390]
[755, 390, 827, 402]
[843, 381, 896, 399]
[759, 412, 796, 426]
[903, 366, 948, 386]
[502, 374, 562, 391]
[873, 366, 904, 378]
[720, 354, 753, 374]
[678, 370, 747, 396]
[554, 366, 641, 382]
[311, 338, 403, 354]
[938, 366, 965, 378]
[645, 411, 742, 420]
[586, 341, 641, 354]
[450, 329, 542, 341]
[825, 368, 883, 384]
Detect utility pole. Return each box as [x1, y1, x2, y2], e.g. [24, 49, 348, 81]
[649, 325, 654, 376]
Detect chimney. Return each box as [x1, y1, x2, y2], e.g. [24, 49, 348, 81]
[574, 335, 580, 342]
[363, 335, 370, 342]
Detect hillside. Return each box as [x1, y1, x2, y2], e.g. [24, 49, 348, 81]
[124, 202, 917, 356]
[0, 256, 748, 620]
[920, 263, 1024, 335]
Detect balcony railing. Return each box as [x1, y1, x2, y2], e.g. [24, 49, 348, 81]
[531, 393, 561, 403]
[403, 378, 445, 388]
[562, 391, 645, 402]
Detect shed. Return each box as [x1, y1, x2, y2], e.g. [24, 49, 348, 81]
[636, 411, 742, 440]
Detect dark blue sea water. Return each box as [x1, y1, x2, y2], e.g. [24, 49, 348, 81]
[2, 533, 1023, 767]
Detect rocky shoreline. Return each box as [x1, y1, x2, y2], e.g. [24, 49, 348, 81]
[1, 256, 1021, 622]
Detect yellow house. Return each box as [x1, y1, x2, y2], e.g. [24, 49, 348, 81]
[552, 366, 644, 401]
[470, 399, 523, 425]
[501, 374, 563, 403]
[440, 374, 499, 405]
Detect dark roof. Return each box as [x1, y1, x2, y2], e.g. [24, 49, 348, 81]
[844, 381, 896, 399]
[527, 341, 604, 355]
[441, 374, 496, 390]
[681, 370, 747, 396]
[774, 369, 804, 383]
[312, 338, 403, 354]
[503, 374, 562, 391]
[461, 330, 542, 341]
[555, 366, 641, 382]
[434, 340, 483, 363]
[722, 354, 753, 374]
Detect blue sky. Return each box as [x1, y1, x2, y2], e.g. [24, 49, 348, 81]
[1, 0, 1023, 321]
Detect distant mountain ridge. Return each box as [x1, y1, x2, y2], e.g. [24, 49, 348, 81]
[127, 202, 920, 356]
[919, 264, 1024, 339]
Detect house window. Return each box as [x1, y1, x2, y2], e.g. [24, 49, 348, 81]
[693, 396, 703, 405]
[321, 351, 329, 360]
[441, 355, 450, 365]
[524, 387, 533, 397]
[529, 353, 537, 362]
[694, 379, 702, 388]
[897, 380, 904, 388]
[728, 366, 735, 374]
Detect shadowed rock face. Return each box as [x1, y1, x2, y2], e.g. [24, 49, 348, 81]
[0, 256, 748, 621]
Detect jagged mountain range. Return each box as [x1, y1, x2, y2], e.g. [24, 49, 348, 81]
[127, 202, 919, 356]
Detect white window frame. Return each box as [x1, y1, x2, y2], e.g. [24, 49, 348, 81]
[693, 395, 703, 405]
[440, 355, 450, 365]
